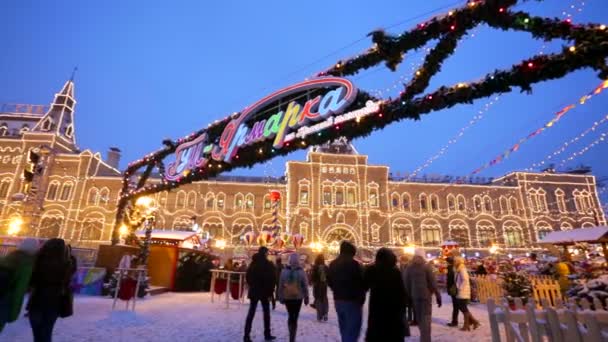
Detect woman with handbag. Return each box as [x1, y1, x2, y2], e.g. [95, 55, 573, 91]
[27, 238, 76, 342]
[278, 253, 309, 342]
[453, 257, 480, 331]
[445, 257, 459, 327]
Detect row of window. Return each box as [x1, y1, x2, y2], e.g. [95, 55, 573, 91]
[86, 187, 111, 206]
[46, 181, 73, 202]
[0, 123, 30, 137]
[163, 191, 279, 212]
[529, 188, 597, 214]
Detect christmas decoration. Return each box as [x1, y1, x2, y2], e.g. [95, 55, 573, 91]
[501, 270, 533, 301]
[112, 0, 608, 244]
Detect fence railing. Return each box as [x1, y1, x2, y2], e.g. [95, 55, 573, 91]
[487, 297, 608, 342]
[473, 275, 563, 308]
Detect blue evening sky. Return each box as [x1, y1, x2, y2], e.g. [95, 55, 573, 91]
[1, 0, 607, 204]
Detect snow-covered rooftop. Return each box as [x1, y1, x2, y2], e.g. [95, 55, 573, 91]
[539, 226, 608, 245]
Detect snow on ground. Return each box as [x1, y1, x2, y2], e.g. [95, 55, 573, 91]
[1, 292, 493, 342]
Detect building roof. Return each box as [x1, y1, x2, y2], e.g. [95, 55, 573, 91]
[312, 137, 358, 155]
[539, 226, 608, 245]
[33, 79, 77, 147]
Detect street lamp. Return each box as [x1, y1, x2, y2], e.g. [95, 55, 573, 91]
[7, 217, 23, 236]
[403, 243, 416, 256]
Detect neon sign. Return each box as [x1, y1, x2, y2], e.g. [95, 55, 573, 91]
[165, 77, 361, 181]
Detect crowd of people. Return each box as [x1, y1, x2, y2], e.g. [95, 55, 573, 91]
[0, 238, 77, 342]
[242, 241, 480, 342]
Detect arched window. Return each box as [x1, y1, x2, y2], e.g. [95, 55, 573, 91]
[0, 178, 11, 199]
[245, 193, 254, 211]
[175, 191, 186, 209]
[555, 189, 567, 213]
[371, 224, 381, 243]
[509, 197, 518, 214]
[368, 184, 379, 208]
[447, 194, 456, 213]
[217, 193, 225, 209]
[87, 188, 99, 205]
[323, 185, 332, 206]
[503, 221, 523, 248]
[483, 196, 492, 213]
[158, 191, 168, 207]
[37, 215, 63, 239]
[430, 194, 439, 212]
[473, 196, 482, 212]
[499, 196, 509, 215]
[299, 182, 310, 205]
[421, 218, 441, 246]
[346, 185, 357, 206]
[65, 124, 74, 138]
[99, 188, 110, 206]
[582, 222, 595, 228]
[528, 188, 547, 212]
[402, 193, 411, 211]
[41, 117, 53, 131]
[419, 193, 428, 212]
[476, 220, 496, 247]
[205, 193, 215, 210]
[20, 124, 30, 135]
[392, 193, 400, 209]
[46, 181, 59, 201]
[0, 124, 7, 136]
[80, 217, 104, 241]
[448, 219, 469, 247]
[59, 182, 73, 201]
[573, 190, 585, 213]
[263, 194, 272, 212]
[392, 218, 413, 245]
[335, 185, 344, 206]
[187, 191, 196, 208]
[560, 222, 573, 231]
[457, 195, 466, 212]
[535, 221, 553, 241]
[234, 193, 244, 211]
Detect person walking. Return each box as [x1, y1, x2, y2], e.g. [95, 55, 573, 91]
[272, 257, 283, 310]
[403, 249, 442, 342]
[454, 257, 480, 331]
[278, 253, 309, 342]
[311, 254, 329, 322]
[364, 248, 407, 342]
[244, 247, 277, 342]
[27, 238, 76, 342]
[0, 238, 38, 333]
[327, 241, 366, 342]
[446, 257, 459, 327]
[399, 254, 414, 330]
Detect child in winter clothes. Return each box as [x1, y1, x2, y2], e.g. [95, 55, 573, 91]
[278, 253, 309, 342]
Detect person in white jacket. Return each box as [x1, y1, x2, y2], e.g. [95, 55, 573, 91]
[453, 257, 481, 331]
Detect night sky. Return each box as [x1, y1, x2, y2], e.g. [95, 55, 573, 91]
[1, 0, 607, 206]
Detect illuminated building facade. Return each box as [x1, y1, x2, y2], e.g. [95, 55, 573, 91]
[0, 80, 605, 249]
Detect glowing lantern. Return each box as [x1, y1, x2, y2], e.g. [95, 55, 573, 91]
[274, 237, 285, 249]
[242, 232, 256, 246]
[292, 233, 304, 249]
[258, 230, 275, 246]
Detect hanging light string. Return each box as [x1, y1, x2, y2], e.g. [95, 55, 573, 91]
[470, 80, 608, 175]
[526, 114, 608, 171]
[409, 96, 500, 179]
[558, 130, 608, 168]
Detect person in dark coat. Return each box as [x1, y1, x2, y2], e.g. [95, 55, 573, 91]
[311, 254, 329, 322]
[327, 241, 366, 342]
[0, 238, 38, 333]
[244, 247, 276, 342]
[403, 250, 442, 342]
[476, 263, 487, 276]
[27, 238, 76, 342]
[446, 257, 459, 327]
[272, 257, 283, 310]
[364, 248, 407, 342]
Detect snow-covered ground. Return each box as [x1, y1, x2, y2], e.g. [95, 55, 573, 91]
[1, 292, 494, 342]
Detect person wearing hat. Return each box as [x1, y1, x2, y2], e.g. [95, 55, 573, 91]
[403, 249, 442, 342]
[0, 238, 38, 332]
[244, 247, 277, 342]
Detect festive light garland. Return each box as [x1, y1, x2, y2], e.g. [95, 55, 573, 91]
[526, 113, 608, 171]
[113, 0, 608, 244]
[558, 130, 608, 167]
[470, 80, 608, 175]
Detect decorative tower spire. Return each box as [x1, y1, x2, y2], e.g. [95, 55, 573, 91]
[33, 76, 77, 145]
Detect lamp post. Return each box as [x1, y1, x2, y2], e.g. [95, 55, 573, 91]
[135, 196, 158, 266]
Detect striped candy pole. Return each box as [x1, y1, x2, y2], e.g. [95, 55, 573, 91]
[269, 190, 281, 237]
